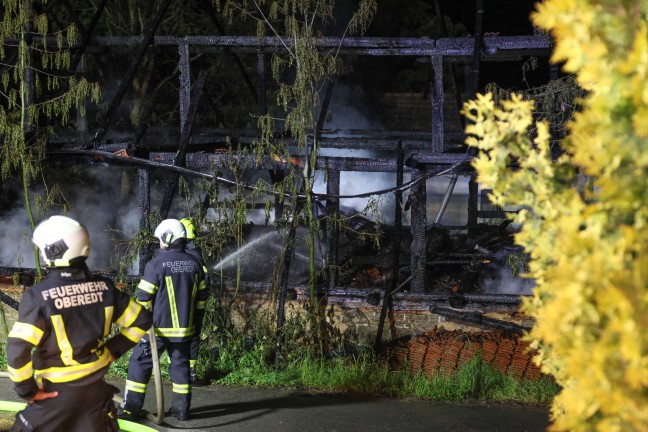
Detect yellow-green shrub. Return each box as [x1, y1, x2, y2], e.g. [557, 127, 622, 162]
[462, 1, 648, 430]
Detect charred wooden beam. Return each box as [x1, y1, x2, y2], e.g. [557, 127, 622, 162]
[217, 283, 527, 314]
[467, 175, 479, 234]
[375, 141, 405, 349]
[326, 288, 525, 305]
[407, 152, 473, 167]
[433, 0, 466, 129]
[257, 52, 267, 114]
[52, 127, 466, 152]
[44, 149, 469, 185]
[430, 55, 444, 153]
[467, 0, 485, 97]
[157, 151, 419, 172]
[43, 149, 468, 207]
[179, 44, 192, 138]
[138, 168, 152, 274]
[159, 70, 207, 218]
[325, 168, 341, 291]
[317, 79, 335, 137]
[0, 291, 20, 311]
[80, 35, 551, 58]
[410, 168, 427, 292]
[4, 34, 549, 58]
[429, 305, 530, 335]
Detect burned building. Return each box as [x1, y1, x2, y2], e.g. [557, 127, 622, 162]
[0, 0, 565, 357]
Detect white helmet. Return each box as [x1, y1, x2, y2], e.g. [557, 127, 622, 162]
[154, 219, 186, 249]
[32, 215, 91, 267]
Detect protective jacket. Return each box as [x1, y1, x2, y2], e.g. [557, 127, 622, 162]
[7, 263, 152, 400]
[186, 244, 208, 279]
[185, 242, 210, 309]
[185, 242, 210, 376]
[136, 242, 208, 341]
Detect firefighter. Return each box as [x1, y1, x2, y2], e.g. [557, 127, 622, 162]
[179, 217, 210, 387]
[6, 215, 152, 432]
[118, 219, 208, 422]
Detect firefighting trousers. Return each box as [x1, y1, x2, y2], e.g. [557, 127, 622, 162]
[9, 380, 119, 432]
[122, 337, 191, 415]
[190, 335, 199, 369]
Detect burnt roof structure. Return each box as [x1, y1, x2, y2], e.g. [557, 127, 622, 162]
[1, 0, 556, 337]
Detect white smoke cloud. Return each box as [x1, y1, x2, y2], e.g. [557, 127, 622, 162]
[312, 170, 398, 224]
[321, 82, 383, 132]
[479, 265, 535, 295]
[0, 206, 37, 268]
[0, 166, 142, 272]
[310, 83, 399, 222]
[479, 247, 536, 295]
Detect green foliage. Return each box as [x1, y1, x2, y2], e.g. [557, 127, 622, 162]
[109, 348, 172, 381]
[2, 292, 555, 405]
[506, 251, 529, 278]
[0, 0, 100, 182]
[0, 342, 6, 371]
[130, 340, 557, 404]
[0, 0, 100, 274]
[485, 73, 586, 142]
[121, 294, 557, 404]
[463, 1, 648, 430]
[0, 304, 9, 345]
[402, 356, 558, 404]
[112, 225, 157, 282]
[208, 0, 378, 338]
[107, 345, 558, 403]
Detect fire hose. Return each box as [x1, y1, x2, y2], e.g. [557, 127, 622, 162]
[0, 298, 164, 425]
[0, 371, 159, 431]
[0, 331, 165, 426]
[112, 326, 165, 425]
[0, 400, 157, 431]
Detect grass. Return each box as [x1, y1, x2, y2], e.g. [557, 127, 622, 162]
[105, 341, 559, 405]
[0, 337, 558, 406]
[0, 295, 560, 406]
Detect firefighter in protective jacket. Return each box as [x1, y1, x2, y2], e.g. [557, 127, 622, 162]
[6, 215, 152, 432]
[119, 219, 208, 422]
[179, 217, 210, 386]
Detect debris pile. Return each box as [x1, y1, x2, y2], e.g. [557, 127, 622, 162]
[380, 327, 543, 380]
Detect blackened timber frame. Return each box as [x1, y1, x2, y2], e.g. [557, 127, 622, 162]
[80, 35, 551, 58]
[32, 33, 551, 295]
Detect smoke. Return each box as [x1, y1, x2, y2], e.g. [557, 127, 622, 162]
[313, 170, 398, 224]
[0, 166, 142, 271]
[311, 83, 471, 228]
[320, 83, 383, 132]
[479, 247, 535, 295]
[310, 83, 400, 222]
[479, 265, 535, 295]
[0, 206, 38, 268]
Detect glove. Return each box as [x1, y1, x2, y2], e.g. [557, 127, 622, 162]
[138, 338, 151, 359]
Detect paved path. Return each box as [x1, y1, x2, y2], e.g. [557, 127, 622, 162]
[0, 378, 551, 432]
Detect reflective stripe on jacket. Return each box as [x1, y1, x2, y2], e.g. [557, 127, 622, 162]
[7, 264, 152, 400]
[137, 243, 208, 342]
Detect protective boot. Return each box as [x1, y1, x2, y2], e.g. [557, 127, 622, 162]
[166, 408, 189, 421]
